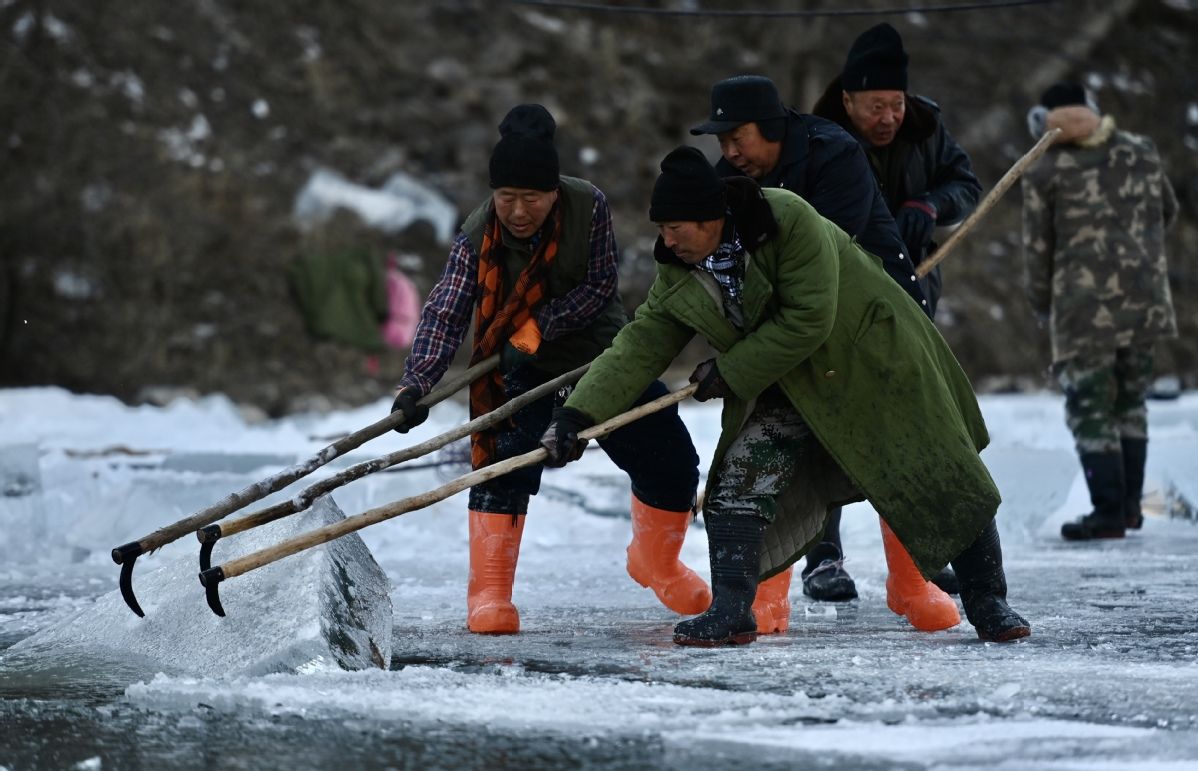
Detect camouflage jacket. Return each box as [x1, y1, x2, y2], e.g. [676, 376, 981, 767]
[1021, 113, 1178, 364]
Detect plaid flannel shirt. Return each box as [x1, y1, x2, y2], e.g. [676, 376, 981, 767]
[398, 185, 618, 396]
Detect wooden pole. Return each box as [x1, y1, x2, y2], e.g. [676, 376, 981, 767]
[203, 384, 698, 585]
[112, 355, 499, 562]
[203, 362, 591, 542]
[915, 128, 1061, 279]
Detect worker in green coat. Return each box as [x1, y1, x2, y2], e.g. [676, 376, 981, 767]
[540, 146, 1030, 646]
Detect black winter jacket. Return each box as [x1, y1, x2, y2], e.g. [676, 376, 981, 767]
[813, 80, 982, 316]
[715, 110, 929, 316]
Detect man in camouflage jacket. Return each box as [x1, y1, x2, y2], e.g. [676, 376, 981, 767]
[1022, 83, 1179, 541]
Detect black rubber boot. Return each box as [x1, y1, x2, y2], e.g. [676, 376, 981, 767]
[1061, 452, 1127, 541]
[673, 514, 766, 647]
[930, 566, 960, 596]
[801, 541, 858, 601]
[1121, 438, 1147, 530]
[951, 520, 1031, 642]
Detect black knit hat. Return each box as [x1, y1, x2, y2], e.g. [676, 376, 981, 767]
[1039, 83, 1090, 110]
[649, 146, 726, 222]
[489, 104, 560, 191]
[842, 23, 909, 92]
[690, 75, 788, 135]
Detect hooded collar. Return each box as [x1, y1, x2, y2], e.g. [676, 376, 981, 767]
[1044, 106, 1116, 148]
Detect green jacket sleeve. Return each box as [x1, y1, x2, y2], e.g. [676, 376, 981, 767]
[565, 273, 694, 423]
[717, 197, 838, 401]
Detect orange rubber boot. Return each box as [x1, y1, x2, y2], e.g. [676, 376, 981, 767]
[467, 510, 525, 634]
[880, 519, 960, 632]
[626, 496, 712, 615]
[751, 566, 792, 634]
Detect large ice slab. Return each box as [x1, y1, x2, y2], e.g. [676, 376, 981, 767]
[8, 495, 392, 676]
[1153, 437, 1198, 522]
[980, 445, 1077, 539]
[0, 443, 46, 564]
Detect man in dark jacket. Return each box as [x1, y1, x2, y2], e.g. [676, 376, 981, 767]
[391, 105, 710, 635]
[813, 22, 981, 318]
[811, 21, 980, 612]
[539, 147, 1030, 647]
[689, 75, 958, 635]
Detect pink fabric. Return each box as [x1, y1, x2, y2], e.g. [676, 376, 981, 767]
[381, 254, 421, 350]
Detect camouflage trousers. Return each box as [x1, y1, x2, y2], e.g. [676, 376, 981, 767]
[1055, 345, 1154, 454]
[706, 389, 827, 524]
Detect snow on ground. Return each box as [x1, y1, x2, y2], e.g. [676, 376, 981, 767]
[2, 385, 1197, 769]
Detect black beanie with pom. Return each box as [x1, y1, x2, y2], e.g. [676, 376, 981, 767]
[649, 146, 726, 223]
[489, 104, 560, 191]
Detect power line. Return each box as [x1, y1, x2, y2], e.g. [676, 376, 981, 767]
[507, 0, 1057, 18]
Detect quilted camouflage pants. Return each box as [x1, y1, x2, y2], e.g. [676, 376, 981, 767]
[705, 389, 812, 524]
[1056, 345, 1154, 454]
[705, 389, 858, 577]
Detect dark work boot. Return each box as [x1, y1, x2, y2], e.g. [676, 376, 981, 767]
[951, 520, 1031, 642]
[673, 514, 766, 647]
[1061, 452, 1127, 541]
[1121, 438, 1147, 530]
[930, 567, 960, 596]
[801, 541, 858, 601]
[801, 507, 858, 601]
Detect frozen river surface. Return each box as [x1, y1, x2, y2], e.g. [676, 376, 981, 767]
[2, 387, 1197, 770]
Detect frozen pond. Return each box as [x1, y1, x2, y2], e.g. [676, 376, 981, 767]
[2, 387, 1198, 769]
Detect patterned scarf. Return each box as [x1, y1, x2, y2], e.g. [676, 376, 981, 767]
[469, 205, 562, 468]
[698, 231, 746, 329]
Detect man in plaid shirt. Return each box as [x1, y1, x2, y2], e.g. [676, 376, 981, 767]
[390, 105, 709, 635]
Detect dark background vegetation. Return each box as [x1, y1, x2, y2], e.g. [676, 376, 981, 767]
[2, 0, 1195, 415]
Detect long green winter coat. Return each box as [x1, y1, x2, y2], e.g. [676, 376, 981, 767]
[566, 183, 1000, 578]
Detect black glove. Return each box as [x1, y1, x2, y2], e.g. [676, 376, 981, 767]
[499, 340, 538, 374]
[895, 199, 937, 253]
[540, 406, 594, 468]
[689, 358, 733, 402]
[390, 387, 429, 434]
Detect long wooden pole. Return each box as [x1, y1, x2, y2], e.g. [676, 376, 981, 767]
[201, 384, 698, 587]
[112, 355, 499, 563]
[202, 362, 591, 542]
[915, 127, 1060, 279]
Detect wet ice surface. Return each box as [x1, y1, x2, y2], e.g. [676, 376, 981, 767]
[2, 387, 1198, 770]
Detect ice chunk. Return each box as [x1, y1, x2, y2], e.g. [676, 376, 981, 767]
[8, 495, 392, 676]
[0, 443, 47, 562]
[1165, 482, 1196, 521]
[980, 446, 1077, 539]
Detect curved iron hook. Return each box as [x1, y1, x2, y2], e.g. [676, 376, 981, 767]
[197, 525, 221, 572]
[113, 542, 145, 618]
[199, 566, 226, 617]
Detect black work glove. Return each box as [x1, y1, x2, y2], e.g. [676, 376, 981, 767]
[895, 199, 937, 253]
[540, 406, 594, 468]
[689, 358, 733, 402]
[390, 387, 429, 434]
[499, 340, 538, 374]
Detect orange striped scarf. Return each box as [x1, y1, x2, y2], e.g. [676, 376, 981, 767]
[469, 206, 563, 468]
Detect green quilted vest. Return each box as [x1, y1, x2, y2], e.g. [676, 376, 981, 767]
[462, 176, 626, 374]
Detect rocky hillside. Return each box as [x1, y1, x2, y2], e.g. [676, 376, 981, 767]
[2, 0, 1195, 414]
